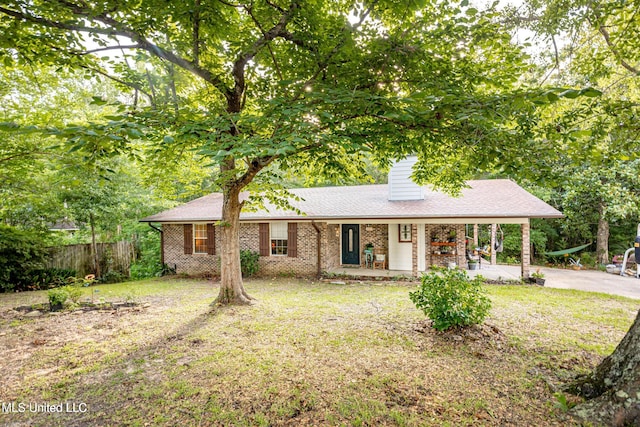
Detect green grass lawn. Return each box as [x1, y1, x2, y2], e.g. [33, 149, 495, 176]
[0, 278, 637, 426]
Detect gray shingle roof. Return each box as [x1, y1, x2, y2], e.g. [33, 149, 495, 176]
[140, 179, 562, 223]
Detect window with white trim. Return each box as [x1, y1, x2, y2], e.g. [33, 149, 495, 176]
[194, 224, 208, 254]
[270, 222, 288, 255]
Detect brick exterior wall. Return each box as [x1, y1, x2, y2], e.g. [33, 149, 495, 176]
[324, 224, 341, 269]
[425, 224, 466, 269]
[361, 224, 389, 259]
[255, 222, 318, 276]
[165, 221, 489, 277]
[163, 224, 220, 276]
[324, 224, 389, 268]
[163, 222, 321, 277]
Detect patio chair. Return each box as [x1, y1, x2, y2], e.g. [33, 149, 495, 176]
[373, 251, 387, 270]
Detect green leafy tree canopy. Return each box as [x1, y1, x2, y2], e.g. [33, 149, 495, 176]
[0, 0, 588, 304]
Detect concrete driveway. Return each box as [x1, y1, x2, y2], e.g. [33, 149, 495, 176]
[472, 264, 640, 300]
[541, 267, 640, 300]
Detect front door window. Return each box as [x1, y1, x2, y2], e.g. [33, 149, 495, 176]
[341, 224, 360, 265]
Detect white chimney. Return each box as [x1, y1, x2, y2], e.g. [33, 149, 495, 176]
[388, 156, 424, 201]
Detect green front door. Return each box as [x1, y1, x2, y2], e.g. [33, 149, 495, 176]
[341, 224, 360, 265]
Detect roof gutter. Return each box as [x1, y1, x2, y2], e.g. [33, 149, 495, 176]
[311, 220, 322, 277]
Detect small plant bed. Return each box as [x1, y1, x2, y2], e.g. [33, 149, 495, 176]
[321, 272, 418, 283]
[10, 301, 144, 316]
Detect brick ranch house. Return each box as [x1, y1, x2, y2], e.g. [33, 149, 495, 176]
[141, 159, 562, 279]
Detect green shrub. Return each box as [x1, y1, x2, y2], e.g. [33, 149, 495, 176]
[579, 252, 597, 269]
[48, 287, 69, 310]
[130, 229, 163, 279]
[99, 271, 127, 284]
[27, 268, 77, 290]
[409, 267, 492, 331]
[129, 260, 162, 279]
[62, 285, 84, 303]
[240, 250, 260, 277]
[0, 225, 48, 292]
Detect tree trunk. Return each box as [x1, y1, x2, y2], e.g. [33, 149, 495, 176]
[89, 212, 101, 279]
[568, 309, 640, 425]
[213, 185, 254, 306]
[596, 206, 610, 265]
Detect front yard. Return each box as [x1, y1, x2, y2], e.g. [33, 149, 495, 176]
[0, 278, 637, 426]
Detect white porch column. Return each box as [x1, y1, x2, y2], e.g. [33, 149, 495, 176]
[521, 222, 531, 278]
[490, 224, 497, 265]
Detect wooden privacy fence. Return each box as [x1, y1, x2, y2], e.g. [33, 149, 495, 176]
[46, 241, 136, 277]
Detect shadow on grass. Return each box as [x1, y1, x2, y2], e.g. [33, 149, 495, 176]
[15, 303, 223, 426]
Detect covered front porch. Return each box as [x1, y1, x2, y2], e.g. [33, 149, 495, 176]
[325, 219, 532, 279]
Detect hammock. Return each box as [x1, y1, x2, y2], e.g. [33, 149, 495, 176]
[544, 243, 592, 257]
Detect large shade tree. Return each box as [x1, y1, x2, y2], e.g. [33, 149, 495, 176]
[506, 0, 640, 423]
[1, 0, 566, 304]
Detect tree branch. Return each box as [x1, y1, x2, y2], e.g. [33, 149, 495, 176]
[0, 6, 125, 37]
[216, 0, 242, 8]
[0, 151, 49, 164]
[228, 1, 300, 111]
[116, 42, 140, 108]
[82, 45, 141, 55]
[79, 65, 154, 103]
[243, 4, 284, 80]
[235, 156, 277, 191]
[192, 0, 201, 66]
[291, 0, 378, 101]
[0, 3, 232, 96]
[504, 14, 542, 25]
[280, 30, 318, 53]
[265, 0, 286, 13]
[551, 35, 560, 71]
[597, 25, 639, 75]
[80, 8, 231, 93]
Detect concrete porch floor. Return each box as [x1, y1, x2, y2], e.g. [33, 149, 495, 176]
[326, 263, 522, 281]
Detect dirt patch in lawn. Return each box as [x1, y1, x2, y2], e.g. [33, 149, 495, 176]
[0, 278, 636, 426]
[0, 299, 154, 395]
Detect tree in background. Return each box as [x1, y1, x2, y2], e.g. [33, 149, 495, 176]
[0, 66, 102, 230]
[0, 64, 183, 280]
[1, 0, 577, 305]
[0, 225, 48, 292]
[504, 0, 640, 265]
[560, 161, 640, 264]
[505, 0, 640, 423]
[57, 159, 138, 278]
